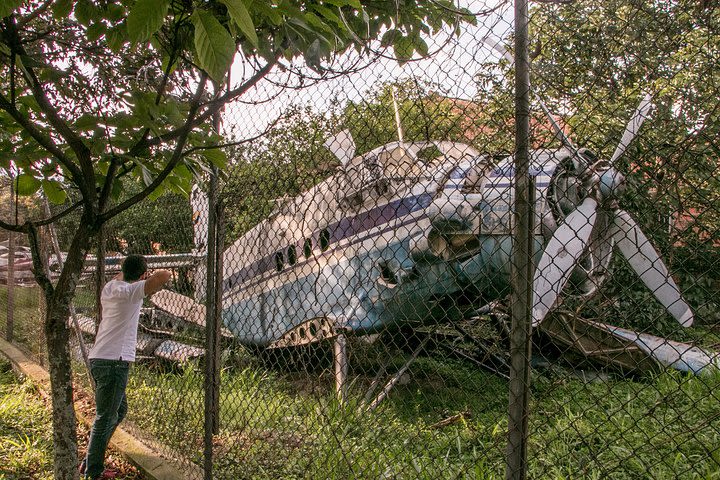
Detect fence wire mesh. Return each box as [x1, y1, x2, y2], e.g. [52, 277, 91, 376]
[1, 1, 719, 479]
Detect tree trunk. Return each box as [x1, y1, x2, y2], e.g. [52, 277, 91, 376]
[31, 216, 94, 480]
[44, 300, 79, 480]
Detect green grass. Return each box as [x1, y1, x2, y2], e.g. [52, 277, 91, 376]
[0, 286, 45, 362]
[6, 283, 720, 478]
[0, 358, 53, 480]
[0, 357, 144, 480]
[120, 345, 720, 480]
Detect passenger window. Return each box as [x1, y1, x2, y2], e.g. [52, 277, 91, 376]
[288, 245, 297, 265]
[320, 229, 330, 251]
[274, 252, 284, 272]
[303, 238, 312, 258]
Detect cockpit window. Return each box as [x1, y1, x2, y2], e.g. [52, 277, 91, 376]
[379, 146, 422, 178]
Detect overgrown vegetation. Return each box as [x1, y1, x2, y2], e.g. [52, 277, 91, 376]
[0, 357, 141, 480]
[0, 285, 45, 362]
[111, 343, 720, 480]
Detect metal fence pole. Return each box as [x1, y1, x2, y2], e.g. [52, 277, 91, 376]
[5, 177, 14, 341]
[204, 116, 222, 478]
[212, 187, 223, 434]
[506, 0, 533, 478]
[203, 170, 216, 480]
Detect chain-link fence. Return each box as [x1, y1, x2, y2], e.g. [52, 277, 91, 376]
[2, 0, 720, 479]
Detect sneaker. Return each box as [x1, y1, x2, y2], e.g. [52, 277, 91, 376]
[99, 468, 120, 479]
[83, 467, 118, 480]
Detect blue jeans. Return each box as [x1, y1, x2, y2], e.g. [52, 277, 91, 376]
[84, 359, 130, 479]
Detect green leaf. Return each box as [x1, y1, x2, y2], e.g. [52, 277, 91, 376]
[42, 180, 67, 204]
[393, 35, 414, 62]
[381, 29, 401, 48]
[52, 0, 73, 19]
[111, 177, 123, 199]
[127, 0, 169, 44]
[105, 3, 125, 22]
[140, 165, 153, 187]
[220, 0, 258, 47]
[201, 148, 228, 169]
[413, 36, 429, 57]
[106, 26, 126, 53]
[87, 22, 106, 42]
[75, 114, 98, 131]
[147, 183, 165, 201]
[74, 0, 97, 26]
[15, 174, 41, 196]
[0, 0, 21, 18]
[192, 10, 235, 83]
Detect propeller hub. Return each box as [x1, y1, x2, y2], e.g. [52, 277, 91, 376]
[598, 167, 625, 202]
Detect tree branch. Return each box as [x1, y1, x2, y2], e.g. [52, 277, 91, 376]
[98, 156, 120, 212]
[101, 74, 209, 221]
[3, 16, 95, 200]
[27, 222, 54, 295]
[16, 0, 54, 29]
[35, 201, 82, 227]
[0, 200, 81, 232]
[181, 114, 284, 156]
[129, 60, 277, 156]
[0, 93, 91, 201]
[0, 217, 29, 233]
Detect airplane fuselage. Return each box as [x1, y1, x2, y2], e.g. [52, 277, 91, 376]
[219, 143, 581, 347]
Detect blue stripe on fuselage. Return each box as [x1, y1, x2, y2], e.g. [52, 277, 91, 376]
[222, 193, 434, 297]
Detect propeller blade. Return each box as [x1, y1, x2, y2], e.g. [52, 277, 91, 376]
[532, 197, 598, 326]
[481, 36, 579, 153]
[481, 36, 515, 64]
[536, 97, 579, 153]
[324, 129, 356, 166]
[610, 210, 694, 327]
[609, 93, 654, 164]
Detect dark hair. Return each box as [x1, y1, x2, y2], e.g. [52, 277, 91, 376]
[122, 254, 147, 281]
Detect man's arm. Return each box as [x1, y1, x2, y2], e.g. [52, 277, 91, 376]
[144, 270, 172, 296]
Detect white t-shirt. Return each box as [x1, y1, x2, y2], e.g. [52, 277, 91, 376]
[89, 279, 146, 362]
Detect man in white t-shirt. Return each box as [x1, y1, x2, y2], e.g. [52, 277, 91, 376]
[81, 255, 170, 480]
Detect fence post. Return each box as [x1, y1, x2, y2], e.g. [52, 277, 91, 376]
[5, 176, 14, 341]
[212, 187, 223, 434]
[506, 0, 534, 478]
[204, 113, 222, 478]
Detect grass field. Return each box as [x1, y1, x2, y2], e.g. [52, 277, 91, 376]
[0, 286, 46, 362]
[0, 357, 142, 480]
[121, 345, 720, 480]
[3, 284, 720, 479]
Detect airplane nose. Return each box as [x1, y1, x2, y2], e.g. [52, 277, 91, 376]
[427, 192, 475, 233]
[409, 230, 449, 261]
[598, 167, 625, 201]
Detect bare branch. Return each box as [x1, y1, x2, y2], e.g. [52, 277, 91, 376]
[0, 217, 28, 233]
[130, 60, 277, 156]
[16, 0, 54, 29]
[35, 201, 83, 227]
[181, 115, 284, 156]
